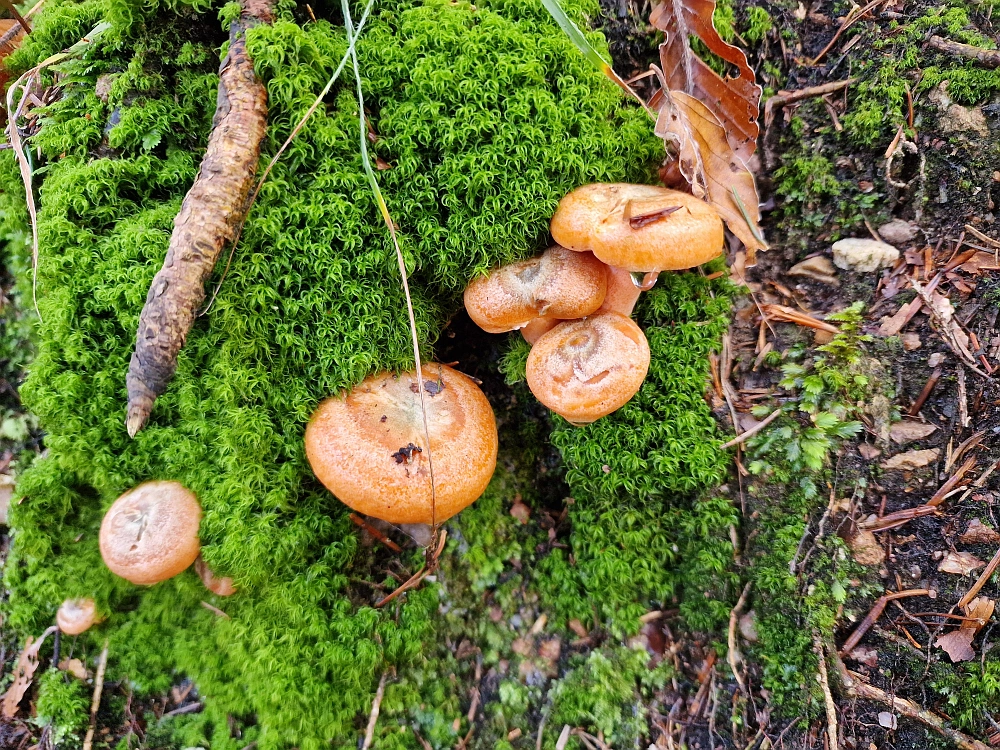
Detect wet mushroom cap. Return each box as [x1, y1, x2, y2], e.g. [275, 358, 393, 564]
[464, 246, 607, 333]
[99, 481, 202, 585]
[520, 315, 559, 345]
[550, 183, 724, 272]
[305, 363, 499, 525]
[596, 265, 643, 317]
[196, 556, 237, 597]
[526, 312, 650, 424]
[56, 598, 99, 635]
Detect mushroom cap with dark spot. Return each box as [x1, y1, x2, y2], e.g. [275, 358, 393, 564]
[305, 363, 498, 524]
[99, 481, 201, 585]
[551, 183, 724, 272]
[526, 312, 650, 424]
[56, 598, 99, 635]
[464, 246, 607, 333]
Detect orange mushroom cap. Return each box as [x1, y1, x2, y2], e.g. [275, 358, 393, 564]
[550, 183, 724, 273]
[99, 481, 202, 585]
[464, 246, 607, 333]
[56, 598, 100, 635]
[305, 363, 499, 525]
[526, 312, 650, 424]
[195, 556, 237, 597]
[520, 316, 559, 345]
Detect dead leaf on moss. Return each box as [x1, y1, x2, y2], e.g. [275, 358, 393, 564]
[848, 529, 886, 566]
[890, 421, 937, 445]
[938, 551, 986, 575]
[882, 448, 939, 470]
[1, 628, 56, 718]
[58, 658, 88, 680]
[509, 496, 530, 525]
[936, 628, 976, 662]
[959, 519, 1000, 545]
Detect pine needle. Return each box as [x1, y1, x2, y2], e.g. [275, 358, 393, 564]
[343, 0, 438, 531]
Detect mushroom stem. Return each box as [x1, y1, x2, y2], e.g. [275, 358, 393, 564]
[637, 271, 659, 291]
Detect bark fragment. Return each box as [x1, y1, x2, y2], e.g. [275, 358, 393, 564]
[125, 0, 274, 437]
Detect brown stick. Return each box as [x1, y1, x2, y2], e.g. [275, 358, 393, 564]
[833, 652, 991, 750]
[928, 35, 1000, 69]
[719, 407, 782, 449]
[958, 547, 1000, 610]
[361, 671, 389, 750]
[909, 366, 942, 416]
[840, 589, 930, 655]
[125, 0, 274, 436]
[763, 79, 857, 126]
[814, 638, 840, 750]
[82, 639, 109, 750]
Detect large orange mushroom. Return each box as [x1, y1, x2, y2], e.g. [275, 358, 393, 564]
[99, 481, 202, 585]
[551, 183, 724, 274]
[305, 364, 498, 525]
[526, 312, 650, 424]
[464, 245, 607, 333]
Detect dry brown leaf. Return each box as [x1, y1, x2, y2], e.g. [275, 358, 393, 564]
[858, 443, 881, 460]
[889, 420, 937, 445]
[938, 550, 986, 575]
[936, 628, 976, 662]
[649, 0, 760, 163]
[654, 90, 765, 259]
[509, 497, 530, 525]
[847, 529, 886, 566]
[882, 448, 940, 470]
[959, 250, 1000, 275]
[960, 519, 1000, 546]
[1, 629, 55, 718]
[963, 596, 995, 633]
[848, 646, 879, 667]
[58, 658, 89, 680]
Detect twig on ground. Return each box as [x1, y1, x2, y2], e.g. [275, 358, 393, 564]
[861, 503, 940, 531]
[350, 514, 403, 553]
[555, 725, 572, 750]
[200, 601, 230, 619]
[958, 547, 1000, 610]
[760, 304, 840, 333]
[964, 224, 1000, 249]
[813, 638, 839, 750]
[361, 671, 389, 750]
[82, 639, 109, 750]
[840, 589, 931, 655]
[159, 702, 203, 721]
[763, 79, 857, 126]
[833, 650, 991, 750]
[810, 0, 884, 64]
[720, 407, 782, 450]
[467, 656, 482, 722]
[928, 35, 1000, 68]
[909, 366, 943, 416]
[728, 582, 752, 692]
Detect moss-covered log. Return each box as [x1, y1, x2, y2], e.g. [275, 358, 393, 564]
[125, 0, 273, 437]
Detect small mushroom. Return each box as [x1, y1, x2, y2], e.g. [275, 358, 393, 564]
[99, 481, 202, 585]
[195, 556, 237, 597]
[464, 246, 607, 333]
[56, 598, 100, 635]
[526, 312, 650, 424]
[520, 316, 559, 345]
[305, 363, 498, 524]
[551, 183, 724, 273]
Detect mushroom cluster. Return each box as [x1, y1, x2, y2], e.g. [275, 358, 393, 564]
[465, 183, 724, 424]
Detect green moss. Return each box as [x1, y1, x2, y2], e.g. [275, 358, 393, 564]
[33, 668, 91, 747]
[742, 6, 771, 45]
[0, 0, 736, 744]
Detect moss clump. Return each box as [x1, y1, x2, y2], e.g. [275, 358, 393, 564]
[33, 669, 91, 747]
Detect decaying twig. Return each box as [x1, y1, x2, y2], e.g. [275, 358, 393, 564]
[958, 547, 1000, 610]
[810, 0, 884, 64]
[720, 407, 782, 450]
[82, 639, 109, 750]
[763, 79, 856, 127]
[814, 638, 839, 750]
[350, 514, 403, 553]
[908, 366, 942, 416]
[911, 279, 990, 378]
[840, 589, 931, 655]
[928, 35, 1000, 69]
[375, 529, 447, 607]
[126, 0, 275, 436]
[834, 650, 991, 750]
[760, 304, 840, 334]
[728, 582, 752, 692]
[361, 671, 389, 750]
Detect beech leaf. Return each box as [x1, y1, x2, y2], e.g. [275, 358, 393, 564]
[960, 519, 1000, 546]
[1, 628, 55, 718]
[938, 550, 986, 575]
[935, 629, 975, 662]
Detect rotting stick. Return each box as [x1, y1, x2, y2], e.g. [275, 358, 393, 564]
[361, 671, 389, 750]
[840, 589, 930, 655]
[928, 35, 1000, 69]
[82, 639, 109, 750]
[349, 514, 403, 553]
[125, 0, 275, 437]
[909, 366, 942, 416]
[810, 0, 884, 64]
[728, 582, 752, 692]
[834, 651, 991, 750]
[720, 407, 782, 450]
[763, 79, 856, 127]
[814, 638, 839, 750]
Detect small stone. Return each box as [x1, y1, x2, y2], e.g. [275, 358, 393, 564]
[928, 352, 946, 368]
[877, 219, 920, 246]
[832, 238, 900, 272]
[878, 711, 898, 730]
[95, 74, 118, 103]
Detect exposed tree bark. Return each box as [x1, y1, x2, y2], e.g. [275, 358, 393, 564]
[125, 0, 274, 437]
[928, 35, 1000, 69]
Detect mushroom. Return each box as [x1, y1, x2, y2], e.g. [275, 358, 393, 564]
[550, 183, 724, 274]
[305, 363, 498, 525]
[56, 598, 100, 635]
[99, 481, 202, 585]
[526, 312, 650, 424]
[596, 265, 643, 317]
[464, 246, 607, 333]
[520, 315, 559, 345]
[195, 556, 237, 597]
